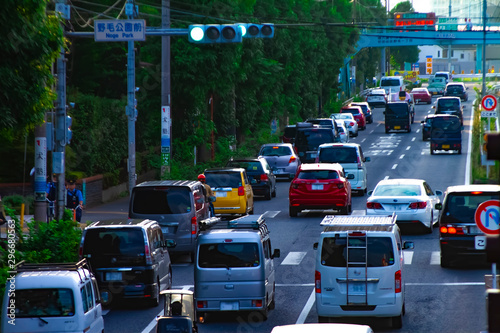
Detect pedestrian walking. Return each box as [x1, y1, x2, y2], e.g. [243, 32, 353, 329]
[66, 179, 83, 222]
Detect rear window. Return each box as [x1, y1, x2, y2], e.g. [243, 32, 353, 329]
[227, 161, 264, 173]
[296, 129, 334, 146]
[321, 236, 395, 267]
[318, 147, 357, 163]
[381, 79, 401, 87]
[13, 288, 75, 317]
[132, 187, 191, 214]
[432, 117, 461, 132]
[386, 104, 408, 115]
[297, 170, 339, 180]
[260, 146, 292, 156]
[373, 184, 421, 196]
[352, 104, 368, 113]
[341, 108, 360, 115]
[199, 243, 260, 268]
[205, 171, 242, 188]
[442, 192, 499, 223]
[446, 85, 464, 92]
[83, 228, 145, 257]
[435, 73, 449, 79]
[283, 126, 296, 137]
[437, 99, 460, 111]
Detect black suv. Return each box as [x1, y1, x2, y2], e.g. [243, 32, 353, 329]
[294, 124, 339, 163]
[434, 96, 464, 125]
[444, 82, 468, 101]
[226, 157, 277, 200]
[80, 218, 173, 307]
[281, 125, 296, 144]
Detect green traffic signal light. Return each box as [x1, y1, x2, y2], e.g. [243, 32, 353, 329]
[189, 26, 204, 42]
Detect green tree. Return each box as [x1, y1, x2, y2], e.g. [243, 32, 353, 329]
[0, 0, 64, 132]
[389, 1, 420, 69]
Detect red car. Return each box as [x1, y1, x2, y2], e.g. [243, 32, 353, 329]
[340, 106, 366, 130]
[411, 87, 432, 104]
[289, 163, 352, 217]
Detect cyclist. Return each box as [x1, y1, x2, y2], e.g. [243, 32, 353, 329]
[46, 174, 57, 221]
[66, 179, 83, 222]
[198, 174, 215, 217]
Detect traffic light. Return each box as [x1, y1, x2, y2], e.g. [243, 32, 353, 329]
[188, 24, 242, 44]
[483, 132, 500, 160]
[237, 23, 274, 38]
[65, 115, 72, 145]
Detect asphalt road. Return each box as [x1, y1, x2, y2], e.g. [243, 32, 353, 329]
[86, 84, 491, 333]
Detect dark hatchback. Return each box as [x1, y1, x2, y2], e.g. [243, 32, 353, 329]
[444, 83, 468, 102]
[384, 102, 412, 133]
[434, 96, 464, 125]
[281, 125, 296, 144]
[430, 115, 462, 155]
[226, 158, 277, 200]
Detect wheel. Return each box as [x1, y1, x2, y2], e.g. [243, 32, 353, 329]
[385, 128, 389, 134]
[289, 206, 298, 217]
[408, 124, 412, 133]
[340, 205, 349, 215]
[427, 100, 431, 104]
[457, 148, 462, 155]
[149, 278, 160, 307]
[425, 218, 433, 234]
[391, 312, 403, 329]
[190, 252, 195, 263]
[265, 186, 272, 200]
[271, 185, 277, 198]
[430, 148, 435, 155]
[348, 203, 352, 213]
[248, 205, 254, 215]
[440, 252, 453, 268]
[268, 284, 276, 310]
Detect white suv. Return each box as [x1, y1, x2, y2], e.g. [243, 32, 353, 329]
[315, 143, 370, 195]
[313, 214, 414, 328]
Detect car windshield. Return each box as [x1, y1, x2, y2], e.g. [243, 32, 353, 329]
[132, 187, 191, 214]
[432, 117, 462, 132]
[333, 114, 353, 120]
[319, 147, 357, 163]
[13, 288, 75, 318]
[443, 193, 499, 223]
[198, 243, 260, 268]
[373, 184, 422, 196]
[435, 74, 448, 79]
[352, 104, 368, 113]
[447, 85, 464, 92]
[437, 99, 460, 111]
[321, 236, 395, 267]
[260, 146, 292, 156]
[205, 171, 243, 188]
[381, 79, 401, 86]
[297, 170, 339, 180]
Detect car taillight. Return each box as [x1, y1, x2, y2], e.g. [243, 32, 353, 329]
[191, 216, 197, 235]
[289, 156, 296, 163]
[145, 243, 152, 265]
[409, 201, 427, 209]
[291, 182, 299, 189]
[336, 182, 344, 189]
[315, 270, 321, 293]
[251, 300, 263, 307]
[395, 270, 402, 293]
[440, 225, 465, 235]
[260, 174, 269, 181]
[357, 155, 362, 169]
[238, 186, 245, 196]
[367, 202, 383, 209]
[350, 122, 355, 126]
[197, 301, 207, 308]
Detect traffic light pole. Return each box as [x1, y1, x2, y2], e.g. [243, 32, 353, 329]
[126, 1, 137, 196]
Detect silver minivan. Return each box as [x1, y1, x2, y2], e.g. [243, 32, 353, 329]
[129, 180, 211, 262]
[314, 214, 414, 329]
[195, 215, 280, 321]
[315, 143, 370, 195]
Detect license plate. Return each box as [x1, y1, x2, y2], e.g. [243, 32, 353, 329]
[394, 126, 401, 129]
[215, 192, 227, 197]
[432, 92, 437, 95]
[475, 236, 486, 250]
[274, 169, 284, 174]
[348, 283, 366, 293]
[220, 301, 239, 311]
[309, 153, 317, 159]
[106, 272, 122, 281]
[442, 145, 450, 149]
[312, 184, 324, 190]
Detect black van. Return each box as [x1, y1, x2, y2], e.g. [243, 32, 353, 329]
[80, 219, 173, 307]
[429, 115, 462, 155]
[294, 125, 339, 163]
[384, 102, 412, 133]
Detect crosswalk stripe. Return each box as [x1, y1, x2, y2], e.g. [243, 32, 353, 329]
[281, 251, 307, 265]
[262, 210, 280, 218]
[430, 251, 440, 265]
[403, 251, 413, 265]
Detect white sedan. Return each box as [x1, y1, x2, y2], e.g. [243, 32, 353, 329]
[334, 119, 349, 143]
[331, 113, 358, 137]
[366, 179, 442, 233]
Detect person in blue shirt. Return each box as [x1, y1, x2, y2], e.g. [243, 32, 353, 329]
[66, 179, 83, 222]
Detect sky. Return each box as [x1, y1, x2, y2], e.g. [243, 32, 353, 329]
[386, 0, 432, 12]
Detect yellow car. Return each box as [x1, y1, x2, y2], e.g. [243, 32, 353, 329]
[203, 167, 254, 216]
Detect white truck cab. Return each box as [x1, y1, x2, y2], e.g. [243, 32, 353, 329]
[313, 214, 414, 329]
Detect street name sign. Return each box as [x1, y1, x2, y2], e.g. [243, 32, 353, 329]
[94, 20, 146, 42]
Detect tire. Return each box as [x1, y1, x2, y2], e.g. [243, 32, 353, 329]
[265, 187, 272, 200]
[289, 206, 298, 217]
[271, 185, 277, 198]
[348, 203, 352, 213]
[430, 148, 435, 155]
[190, 252, 195, 263]
[340, 205, 349, 215]
[149, 278, 160, 307]
[391, 312, 403, 329]
[385, 128, 389, 134]
[269, 284, 276, 310]
[425, 218, 433, 234]
[457, 148, 462, 155]
[440, 253, 453, 268]
[248, 205, 254, 215]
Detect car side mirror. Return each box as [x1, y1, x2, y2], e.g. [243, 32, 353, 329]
[403, 241, 414, 250]
[272, 249, 281, 259]
[435, 203, 442, 210]
[435, 190, 443, 196]
[165, 240, 176, 248]
[313, 242, 318, 250]
[365, 156, 370, 162]
[421, 120, 425, 124]
[346, 174, 355, 180]
[367, 190, 373, 196]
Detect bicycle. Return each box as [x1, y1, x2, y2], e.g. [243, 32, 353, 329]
[46, 198, 55, 223]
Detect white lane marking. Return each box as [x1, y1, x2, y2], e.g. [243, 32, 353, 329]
[281, 252, 307, 265]
[406, 146, 411, 150]
[430, 251, 440, 265]
[421, 150, 425, 155]
[370, 130, 374, 134]
[296, 289, 316, 324]
[416, 129, 421, 133]
[392, 164, 398, 169]
[384, 175, 390, 180]
[262, 211, 280, 218]
[406, 282, 484, 286]
[403, 251, 413, 265]
[351, 210, 366, 216]
[399, 154, 405, 159]
[361, 138, 366, 143]
[141, 309, 164, 333]
[411, 137, 416, 141]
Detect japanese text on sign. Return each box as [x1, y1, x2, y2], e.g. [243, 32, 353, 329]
[94, 20, 146, 42]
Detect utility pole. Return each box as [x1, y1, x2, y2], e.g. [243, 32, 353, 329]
[33, 117, 47, 222]
[161, 0, 171, 177]
[447, 0, 452, 73]
[126, 0, 137, 195]
[482, 0, 487, 96]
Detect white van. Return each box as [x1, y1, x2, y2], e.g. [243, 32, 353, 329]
[434, 71, 452, 83]
[313, 214, 414, 329]
[1, 260, 104, 333]
[195, 215, 280, 321]
[380, 76, 405, 95]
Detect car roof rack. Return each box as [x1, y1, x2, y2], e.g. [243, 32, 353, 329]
[320, 213, 397, 227]
[199, 215, 268, 232]
[15, 259, 92, 283]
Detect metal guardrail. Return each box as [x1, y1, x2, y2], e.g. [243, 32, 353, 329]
[342, 89, 371, 107]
